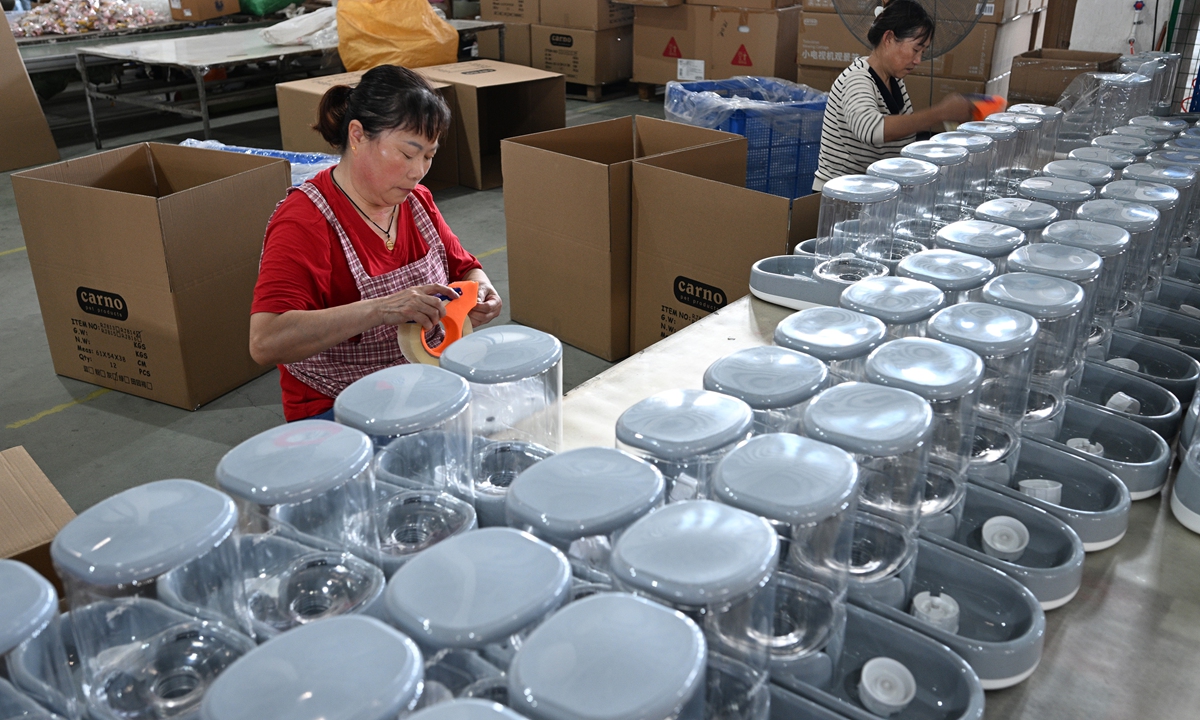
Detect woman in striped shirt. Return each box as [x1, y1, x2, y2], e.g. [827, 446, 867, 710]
[813, 0, 973, 191]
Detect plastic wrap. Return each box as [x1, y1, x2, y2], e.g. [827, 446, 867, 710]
[665, 76, 828, 198]
[1056, 72, 1154, 152]
[260, 6, 337, 48]
[180, 139, 339, 185]
[8, 0, 161, 37]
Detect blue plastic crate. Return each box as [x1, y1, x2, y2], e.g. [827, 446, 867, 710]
[665, 77, 827, 198]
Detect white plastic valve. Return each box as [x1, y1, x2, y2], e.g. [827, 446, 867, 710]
[1019, 478, 1063, 505]
[911, 591, 960, 634]
[1105, 391, 1142, 414]
[1107, 357, 1140, 372]
[1067, 437, 1105, 456]
[982, 515, 1030, 562]
[859, 657, 916, 716]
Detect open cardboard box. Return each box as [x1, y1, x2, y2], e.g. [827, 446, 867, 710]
[502, 116, 745, 361]
[0, 20, 59, 172]
[0, 447, 76, 595]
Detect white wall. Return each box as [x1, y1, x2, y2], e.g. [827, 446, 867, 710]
[1069, 0, 1174, 54]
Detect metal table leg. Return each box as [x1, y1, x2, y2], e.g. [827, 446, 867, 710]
[192, 66, 211, 139]
[498, 25, 505, 62]
[76, 53, 102, 150]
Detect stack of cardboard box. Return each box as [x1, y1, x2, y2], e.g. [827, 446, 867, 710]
[479, 0, 538, 65]
[796, 0, 1047, 107]
[519, 0, 634, 86]
[629, 0, 800, 86]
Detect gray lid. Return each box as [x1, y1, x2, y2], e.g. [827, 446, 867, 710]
[507, 593, 706, 720]
[506, 448, 665, 541]
[1131, 115, 1187, 131]
[927, 302, 1039, 357]
[1112, 124, 1174, 143]
[615, 389, 753, 460]
[1007, 243, 1103, 283]
[200, 617, 422, 720]
[930, 131, 994, 154]
[1008, 103, 1064, 120]
[895, 249, 996, 291]
[1147, 149, 1200, 168]
[702, 346, 828, 410]
[956, 121, 1018, 140]
[773, 307, 888, 361]
[408, 700, 527, 720]
[1042, 220, 1130, 257]
[985, 112, 1042, 130]
[1042, 159, 1114, 187]
[335, 365, 470, 436]
[1076, 199, 1160, 233]
[1069, 146, 1136, 169]
[839, 276, 946, 325]
[974, 198, 1060, 229]
[712, 434, 858, 524]
[385, 528, 570, 648]
[866, 157, 938, 186]
[0, 560, 57, 656]
[820, 174, 901, 203]
[865, 338, 984, 401]
[802, 382, 933, 456]
[1092, 135, 1155, 156]
[982, 272, 1086, 320]
[1122, 162, 1196, 189]
[901, 141, 969, 167]
[215, 420, 373, 505]
[609, 501, 779, 606]
[1100, 179, 1180, 209]
[52, 479, 237, 585]
[935, 219, 1027, 256]
[1165, 136, 1200, 151]
[1017, 177, 1095, 203]
[439, 325, 563, 384]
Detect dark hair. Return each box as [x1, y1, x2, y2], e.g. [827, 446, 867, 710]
[867, 0, 934, 48]
[315, 65, 452, 152]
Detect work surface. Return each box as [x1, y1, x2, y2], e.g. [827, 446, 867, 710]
[562, 295, 1200, 719]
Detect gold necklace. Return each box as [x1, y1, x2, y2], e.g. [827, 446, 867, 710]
[332, 172, 398, 250]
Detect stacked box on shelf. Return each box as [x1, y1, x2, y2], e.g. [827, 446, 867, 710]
[631, 5, 712, 86]
[480, 0, 538, 66]
[534, 0, 634, 86]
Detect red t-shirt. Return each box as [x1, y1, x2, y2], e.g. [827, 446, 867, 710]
[251, 168, 482, 421]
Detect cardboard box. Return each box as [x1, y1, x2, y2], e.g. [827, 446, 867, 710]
[976, 0, 1019, 24]
[632, 5, 712, 86]
[801, 0, 835, 13]
[169, 0, 239, 21]
[539, 0, 633, 30]
[797, 64, 843, 92]
[531, 25, 633, 85]
[912, 20, 999, 80]
[0, 20, 59, 173]
[0, 447, 75, 594]
[418, 60, 565, 190]
[686, 0, 795, 9]
[478, 22, 534, 65]
[275, 73, 460, 189]
[711, 6, 801, 82]
[630, 146, 819, 352]
[985, 10, 1038, 85]
[502, 117, 744, 360]
[482, 0, 539, 23]
[1008, 48, 1122, 105]
[903, 74, 987, 111]
[11, 144, 288, 410]
[453, 0, 482, 17]
[797, 12, 867, 68]
[615, 0, 681, 7]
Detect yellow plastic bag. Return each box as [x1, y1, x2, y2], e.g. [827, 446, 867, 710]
[337, 0, 458, 72]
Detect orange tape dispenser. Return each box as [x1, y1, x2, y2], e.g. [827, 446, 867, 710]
[967, 94, 1008, 121]
[397, 280, 478, 365]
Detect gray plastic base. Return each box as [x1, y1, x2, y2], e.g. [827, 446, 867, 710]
[1183, 393, 1200, 450]
[770, 684, 865, 720]
[923, 483, 1086, 610]
[975, 438, 1131, 552]
[851, 539, 1045, 690]
[1032, 398, 1172, 500]
[1070, 360, 1183, 442]
[1170, 453, 1200, 534]
[0, 678, 57, 720]
[1132, 304, 1200, 363]
[750, 254, 889, 310]
[773, 604, 985, 720]
[1106, 331, 1200, 406]
[1153, 277, 1200, 317]
[1171, 255, 1200, 284]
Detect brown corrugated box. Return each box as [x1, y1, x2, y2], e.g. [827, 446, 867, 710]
[1008, 48, 1122, 105]
[531, 24, 634, 85]
[904, 74, 987, 111]
[615, 0, 681, 7]
[686, 0, 795, 9]
[632, 5, 712, 85]
[11, 143, 288, 410]
[482, 0, 539, 23]
[418, 60, 565, 190]
[796, 64, 843, 92]
[539, 0, 634, 30]
[275, 72, 460, 189]
[0, 21, 59, 172]
[0, 447, 75, 594]
[710, 6, 801, 82]
[478, 22, 534, 65]
[169, 0, 239, 21]
[502, 117, 744, 360]
[800, 0, 835, 13]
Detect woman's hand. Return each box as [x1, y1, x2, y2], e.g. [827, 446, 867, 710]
[375, 283, 459, 331]
[935, 93, 976, 124]
[463, 268, 503, 327]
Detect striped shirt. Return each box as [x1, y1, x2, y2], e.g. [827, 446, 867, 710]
[815, 57, 915, 188]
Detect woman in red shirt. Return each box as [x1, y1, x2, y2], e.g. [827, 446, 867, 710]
[250, 66, 502, 421]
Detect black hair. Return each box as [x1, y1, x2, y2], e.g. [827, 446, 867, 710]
[867, 0, 935, 49]
[315, 65, 452, 152]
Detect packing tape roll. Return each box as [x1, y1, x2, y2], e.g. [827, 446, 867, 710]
[397, 280, 479, 365]
[398, 318, 473, 365]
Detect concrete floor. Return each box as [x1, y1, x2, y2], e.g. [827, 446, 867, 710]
[0, 86, 664, 512]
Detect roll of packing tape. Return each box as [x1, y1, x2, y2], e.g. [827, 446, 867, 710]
[911, 591, 960, 634]
[982, 515, 1029, 562]
[397, 281, 478, 365]
[859, 657, 916, 716]
[1019, 478, 1063, 505]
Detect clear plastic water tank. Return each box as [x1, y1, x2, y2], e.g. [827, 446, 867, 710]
[931, 131, 995, 214]
[1094, 73, 1154, 134]
[199, 616, 424, 720]
[895, 249, 996, 305]
[815, 175, 902, 258]
[1069, 146, 1137, 170]
[615, 389, 753, 502]
[1008, 104, 1064, 167]
[1100, 180, 1178, 296]
[865, 339, 983, 518]
[712, 434, 858, 663]
[839, 276, 946, 339]
[1122, 163, 1197, 266]
[703, 346, 828, 434]
[1076, 199, 1159, 329]
[1167, 135, 1200, 151]
[927, 304, 1039, 481]
[1042, 220, 1131, 357]
[958, 121, 1020, 199]
[1017, 176, 1095, 218]
[1112, 124, 1174, 146]
[867, 157, 939, 250]
[51, 480, 255, 720]
[0, 560, 80, 720]
[1133, 51, 1183, 115]
[610, 501, 779, 720]
[975, 197, 1060, 244]
[212, 421, 387, 634]
[901, 142, 970, 227]
[985, 113, 1044, 187]
[1131, 115, 1187, 133]
[935, 219, 1027, 272]
[774, 307, 888, 382]
[1146, 149, 1200, 248]
[1093, 133, 1155, 159]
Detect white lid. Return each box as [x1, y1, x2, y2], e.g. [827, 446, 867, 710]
[930, 131, 993, 154]
[1042, 220, 1130, 258]
[895, 249, 996, 292]
[335, 365, 470, 436]
[840, 277, 946, 325]
[440, 326, 563, 384]
[956, 121, 1018, 141]
[1093, 134, 1155, 156]
[803, 382, 933, 456]
[0, 560, 57, 656]
[1006, 243, 1103, 284]
[901, 141, 969, 167]
[1042, 159, 1114, 187]
[1100, 179, 1180, 209]
[1017, 177, 1095, 203]
[986, 112, 1042, 130]
[408, 700, 526, 720]
[1070, 146, 1136, 169]
[821, 174, 901, 203]
[865, 338, 984, 401]
[1076, 199, 1160, 233]
[927, 302, 1039, 357]
[867, 157, 939, 186]
[774, 307, 887, 361]
[615, 389, 753, 460]
[703, 346, 828, 410]
[982, 272, 1086, 320]
[974, 198, 1060, 230]
[935, 219, 1027, 257]
[1125, 162, 1197, 189]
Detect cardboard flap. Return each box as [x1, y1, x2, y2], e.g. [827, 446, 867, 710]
[0, 26, 60, 172]
[419, 60, 564, 89]
[0, 447, 75, 560]
[633, 139, 748, 187]
[505, 116, 636, 165]
[147, 143, 285, 196]
[633, 116, 741, 157]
